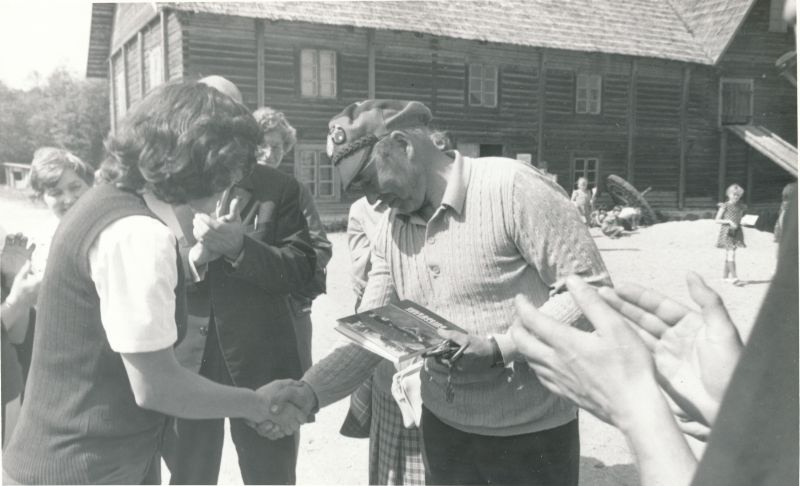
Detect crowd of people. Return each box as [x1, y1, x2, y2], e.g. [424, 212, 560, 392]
[0, 71, 796, 486]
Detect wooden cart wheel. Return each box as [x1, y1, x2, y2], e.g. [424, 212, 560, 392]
[605, 174, 660, 225]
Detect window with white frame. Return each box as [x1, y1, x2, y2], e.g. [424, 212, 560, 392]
[300, 49, 337, 98]
[468, 64, 498, 107]
[573, 156, 599, 187]
[576, 74, 602, 114]
[295, 144, 337, 200]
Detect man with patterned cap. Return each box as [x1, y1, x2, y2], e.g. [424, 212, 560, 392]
[276, 99, 611, 485]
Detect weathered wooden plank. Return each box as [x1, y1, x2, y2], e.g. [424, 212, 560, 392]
[626, 59, 637, 183]
[111, 3, 158, 53]
[678, 66, 691, 208]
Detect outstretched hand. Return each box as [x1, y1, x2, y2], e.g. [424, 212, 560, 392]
[247, 379, 317, 440]
[2, 233, 36, 282]
[511, 276, 661, 427]
[599, 272, 743, 429]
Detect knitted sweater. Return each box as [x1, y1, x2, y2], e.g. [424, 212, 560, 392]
[304, 153, 610, 436]
[4, 185, 186, 484]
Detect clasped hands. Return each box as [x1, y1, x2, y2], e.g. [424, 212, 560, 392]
[511, 273, 743, 440]
[189, 198, 247, 266]
[247, 379, 318, 440]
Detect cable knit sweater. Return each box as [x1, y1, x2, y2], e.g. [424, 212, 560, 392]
[304, 152, 611, 436]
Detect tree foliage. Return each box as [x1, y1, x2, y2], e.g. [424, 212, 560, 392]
[0, 67, 110, 170]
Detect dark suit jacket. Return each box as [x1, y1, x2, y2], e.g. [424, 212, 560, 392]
[174, 165, 316, 389]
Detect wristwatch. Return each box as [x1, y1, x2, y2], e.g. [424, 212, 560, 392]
[488, 335, 505, 368]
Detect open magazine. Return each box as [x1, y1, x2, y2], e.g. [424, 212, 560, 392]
[335, 300, 466, 365]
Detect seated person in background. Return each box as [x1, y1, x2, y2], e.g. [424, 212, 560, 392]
[600, 207, 625, 238]
[617, 206, 642, 231]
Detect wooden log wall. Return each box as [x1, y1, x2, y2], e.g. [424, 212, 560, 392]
[104, 0, 794, 213]
[182, 14, 259, 106]
[166, 11, 183, 81]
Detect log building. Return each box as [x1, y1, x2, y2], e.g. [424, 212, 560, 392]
[86, 1, 797, 221]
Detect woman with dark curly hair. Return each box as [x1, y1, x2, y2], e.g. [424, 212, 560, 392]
[2, 80, 308, 485]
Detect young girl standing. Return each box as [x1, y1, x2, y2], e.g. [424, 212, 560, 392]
[715, 184, 747, 285]
[571, 177, 594, 225]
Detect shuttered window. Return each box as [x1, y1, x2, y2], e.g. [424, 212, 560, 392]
[300, 49, 337, 98]
[576, 74, 602, 114]
[719, 78, 753, 125]
[468, 64, 498, 107]
[296, 144, 338, 200]
[573, 156, 600, 187]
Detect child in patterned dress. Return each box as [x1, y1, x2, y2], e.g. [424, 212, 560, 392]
[715, 184, 747, 285]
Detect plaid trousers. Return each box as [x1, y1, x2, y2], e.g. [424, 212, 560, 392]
[368, 386, 425, 485]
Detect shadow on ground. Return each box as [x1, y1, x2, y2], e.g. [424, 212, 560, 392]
[580, 456, 638, 486]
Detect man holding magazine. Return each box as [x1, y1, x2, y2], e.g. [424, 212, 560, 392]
[267, 99, 610, 485]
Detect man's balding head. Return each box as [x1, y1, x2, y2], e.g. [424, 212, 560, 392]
[199, 75, 243, 104]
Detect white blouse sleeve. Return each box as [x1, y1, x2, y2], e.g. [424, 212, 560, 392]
[89, 215, 179, 354]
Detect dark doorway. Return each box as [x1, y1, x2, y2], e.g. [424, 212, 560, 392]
[479, 144, 503, 157]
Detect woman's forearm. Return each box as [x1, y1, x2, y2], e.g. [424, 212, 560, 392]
[618, 384, 698, 486]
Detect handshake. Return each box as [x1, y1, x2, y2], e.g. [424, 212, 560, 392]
[247, 379, 319, 440]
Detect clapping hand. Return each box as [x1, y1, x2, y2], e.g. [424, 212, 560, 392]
[511, 276, 660, 426]
[247, 379, 317, 440]
[2, 233, 36, 282]
[599, 272, 743, 431]
[192, 198, 246, 260]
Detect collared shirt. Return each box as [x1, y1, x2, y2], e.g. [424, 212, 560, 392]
[347, 197, 388, 299]
[304, 151, 610, 436]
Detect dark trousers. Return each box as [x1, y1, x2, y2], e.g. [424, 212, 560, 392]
[421, 407, 579, 486]
[162, 321, 297, 485]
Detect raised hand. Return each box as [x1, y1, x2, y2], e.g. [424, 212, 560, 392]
[2, 260, 42, 343]
[511, 276, 660, 426]
[192, 198, 246, 260]
[599, 272, 743, 428]
[248, 379, 317, 439]
[2, 233, 36, 282]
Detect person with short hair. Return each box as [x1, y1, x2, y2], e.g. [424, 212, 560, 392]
[2, 80, 308, 485]
[28, 147, 94, 218]
[271, 99, 610, 485]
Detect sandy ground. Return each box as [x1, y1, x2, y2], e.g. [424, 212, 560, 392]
[0, 187, 778, 485]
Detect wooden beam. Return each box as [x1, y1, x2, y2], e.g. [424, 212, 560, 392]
[745, 145, 753, 206]
[678, 66, 691, 209]
[138, 32, 145, 98]
[536, 49, 546, 166]
[718, 129, 728, 202]
[108, 57, 116, 133]
[367, 29, 376, 98]
[160, 10, 169, 81]
[256, 20, 265, 107]
[430, 38, 438, 113]
[626, 59, 638, 184]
